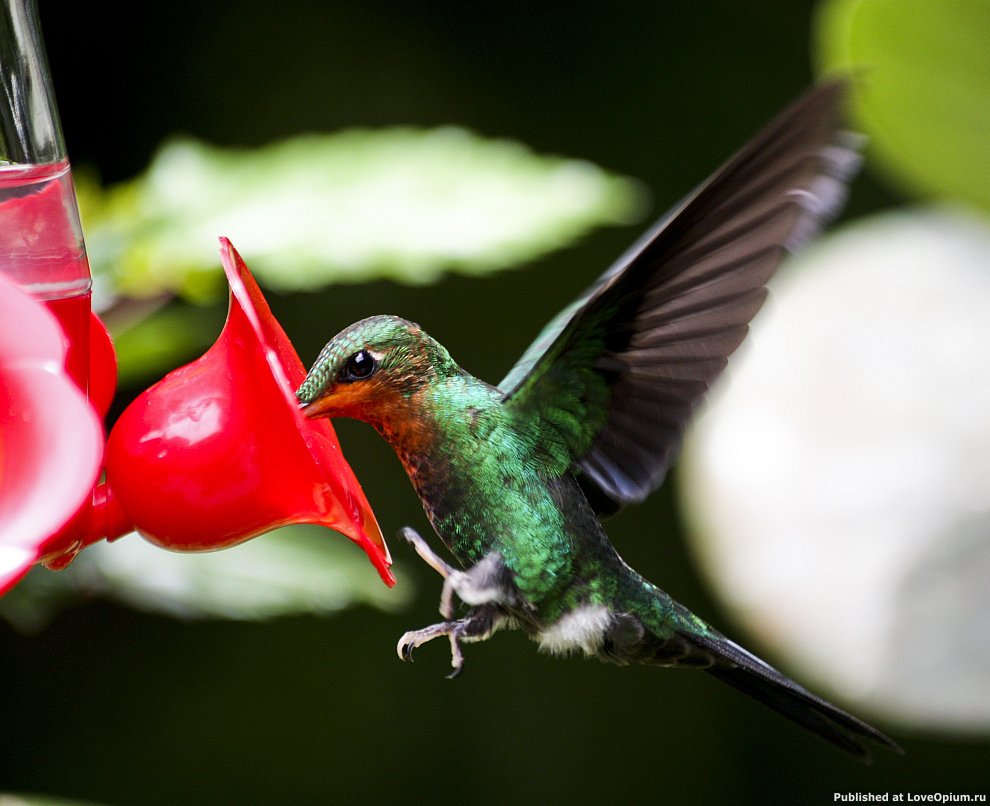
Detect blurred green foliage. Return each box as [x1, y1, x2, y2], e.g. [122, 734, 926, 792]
[1, 527, 410, 633]
[79, 129, 642, 386]
[81, 128, 644, 299]
[816, 0, 990, 213]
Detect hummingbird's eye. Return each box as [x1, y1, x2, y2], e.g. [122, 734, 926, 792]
[342, 349, 377, 382]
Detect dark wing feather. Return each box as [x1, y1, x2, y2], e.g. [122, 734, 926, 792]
[500, 81, 861, 514]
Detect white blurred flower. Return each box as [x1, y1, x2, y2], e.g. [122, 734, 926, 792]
[682, 207, 990, 732]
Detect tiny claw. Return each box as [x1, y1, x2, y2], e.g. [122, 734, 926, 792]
[396, 620, 460, 668]
[447, 629, 465, 678]
[397, 633, 416, 662]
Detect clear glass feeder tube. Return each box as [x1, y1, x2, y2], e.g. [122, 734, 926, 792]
[0, 0, 91, 391]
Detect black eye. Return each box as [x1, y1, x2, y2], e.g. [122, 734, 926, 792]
[342, 349, 377, 382]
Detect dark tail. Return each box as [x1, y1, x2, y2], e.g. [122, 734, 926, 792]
[692, 633, 903, 763]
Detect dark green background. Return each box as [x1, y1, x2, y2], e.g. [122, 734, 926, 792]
[2, 2, 986, 804]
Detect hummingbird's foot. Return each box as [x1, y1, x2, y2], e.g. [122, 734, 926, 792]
[397, 604, 506, 678]
[397, 620, 456, 661]
[397, 617, 469, 677]
[398, 527, 512, 619]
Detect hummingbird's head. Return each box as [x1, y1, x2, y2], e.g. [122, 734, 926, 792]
[296, 315, 458, 426]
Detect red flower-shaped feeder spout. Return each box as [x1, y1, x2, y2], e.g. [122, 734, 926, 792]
[0, 239, 394, 595]
[101, 239, 394, 585]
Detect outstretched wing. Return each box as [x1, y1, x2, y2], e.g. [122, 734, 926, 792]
[500, 81, 861, 515]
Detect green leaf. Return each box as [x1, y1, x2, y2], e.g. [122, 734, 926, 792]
[80, 128, 646, 299]
[815, 0, 990, 213]
[0, 526, 412, 630]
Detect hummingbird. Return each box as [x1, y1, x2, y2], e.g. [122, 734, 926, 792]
[297, 82, 901, 761]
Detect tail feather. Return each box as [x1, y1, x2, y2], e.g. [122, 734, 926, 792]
[692, 633, 903, 762]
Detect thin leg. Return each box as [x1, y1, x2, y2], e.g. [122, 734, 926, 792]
[398, 526, 455, 580]
[400, 526, 513, 619]
[398, 526, 460, 618]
